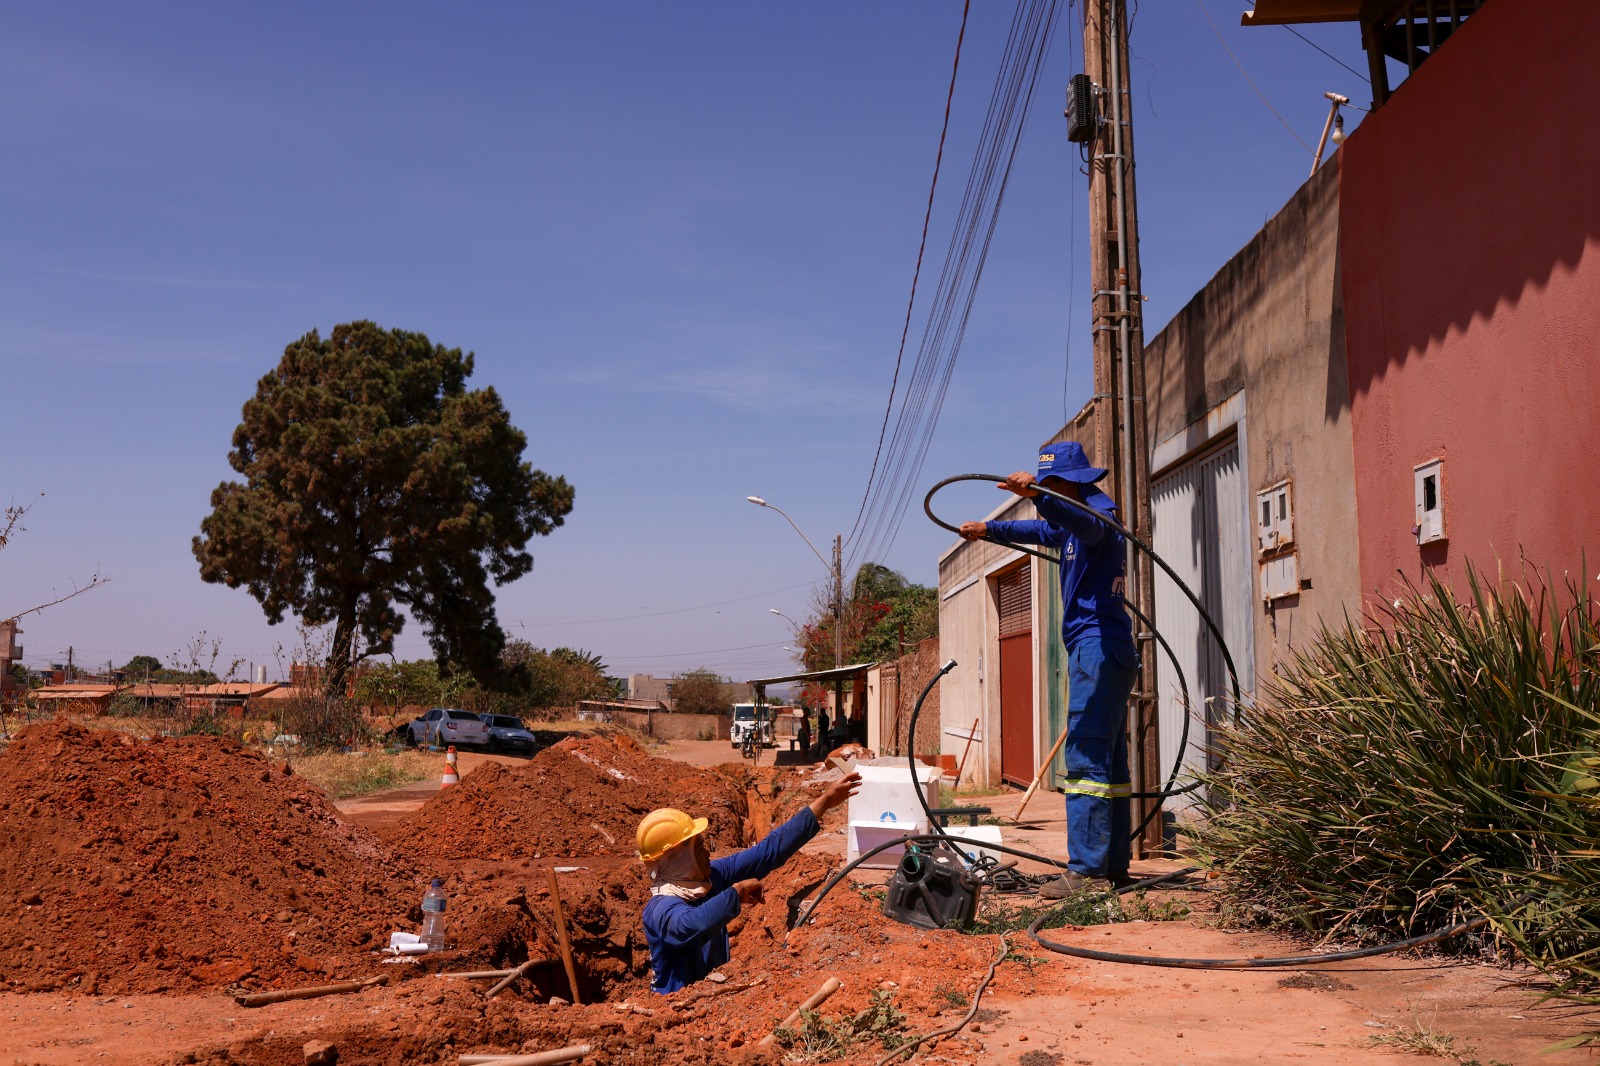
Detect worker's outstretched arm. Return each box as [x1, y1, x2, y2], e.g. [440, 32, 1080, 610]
[972, 518, 1067, 548]
[711, 773, 861, 885]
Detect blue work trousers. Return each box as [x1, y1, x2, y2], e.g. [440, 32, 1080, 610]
[1062, 637, 1140, 879]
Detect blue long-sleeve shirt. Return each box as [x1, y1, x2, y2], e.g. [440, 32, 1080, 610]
[642, 807, 819, 993]
[985, 490, 1133, 649]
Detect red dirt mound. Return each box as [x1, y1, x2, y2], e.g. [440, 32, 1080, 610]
[393, 734, 749, 862]
[0, 721, 415, 995]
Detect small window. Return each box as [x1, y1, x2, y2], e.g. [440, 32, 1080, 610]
[446, 710, 477, 721]
[1414, 459, 1446, 544]
[1256, 480, 1295, 555]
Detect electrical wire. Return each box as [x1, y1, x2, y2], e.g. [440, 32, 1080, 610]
[875, 934, 1010, 1065]
[861, 3, 1057, 565]
[502, 581, 818, 628]
[848, 0, 1062, 572]
[1060, 2, 1080, 426]
[1283, 25, 1369, 82]
[1194, 0, 1313, 153]
[845, 0, 972, 549]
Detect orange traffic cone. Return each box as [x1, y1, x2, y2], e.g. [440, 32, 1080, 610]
[441, 749, 460, 787]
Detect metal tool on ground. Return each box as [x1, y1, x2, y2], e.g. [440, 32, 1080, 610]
[546, 867, 582, 1004]
[757, 977, 843, 1050]
[232, 974, 386, 1007]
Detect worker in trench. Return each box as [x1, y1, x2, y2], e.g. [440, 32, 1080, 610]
[637, 771, 862, 993]
[959, 441, 1140, 898]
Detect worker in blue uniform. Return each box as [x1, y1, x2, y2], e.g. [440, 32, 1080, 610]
[958, 441, 1140, 898]
[638, 771, 861, 993]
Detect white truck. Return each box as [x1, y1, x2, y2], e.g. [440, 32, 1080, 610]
[729, 703, 775, 749]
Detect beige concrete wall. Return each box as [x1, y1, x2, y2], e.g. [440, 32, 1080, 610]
[1143, 159, 1361, 691]
[591, 706, 732, 742]
[936, 493, 1033, 788]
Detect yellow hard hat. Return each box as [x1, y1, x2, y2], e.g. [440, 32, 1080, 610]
[637, 807, 709, 861]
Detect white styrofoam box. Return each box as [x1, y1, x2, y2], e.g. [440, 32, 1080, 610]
[848, 764, 941, 829]
[940, 824, 1003, 867]
[847, 819, 926, 869]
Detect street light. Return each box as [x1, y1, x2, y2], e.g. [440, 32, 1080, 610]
[748, 495, 843, 669]
[769, 607, 798, 627]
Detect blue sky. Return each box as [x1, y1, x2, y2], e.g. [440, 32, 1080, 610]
[1, 2, 1376, 683]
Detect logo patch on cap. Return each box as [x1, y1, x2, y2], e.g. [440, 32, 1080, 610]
[1039, 453, 1055, 465]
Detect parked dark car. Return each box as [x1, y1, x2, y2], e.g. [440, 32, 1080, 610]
[479, 713, 537, 756]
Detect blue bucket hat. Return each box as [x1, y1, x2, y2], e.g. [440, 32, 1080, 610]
[1036, 441, 1107, 484]
[1036, 441, 1118, 512]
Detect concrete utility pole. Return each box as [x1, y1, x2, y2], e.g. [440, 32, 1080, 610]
[1081, 0, 1160, 853]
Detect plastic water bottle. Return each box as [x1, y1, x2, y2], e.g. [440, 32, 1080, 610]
[420, 878, 447, 950]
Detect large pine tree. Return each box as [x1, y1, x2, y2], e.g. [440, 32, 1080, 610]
[193, 321, 574, 694]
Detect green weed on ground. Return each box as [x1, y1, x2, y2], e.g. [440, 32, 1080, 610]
[958, 888, 1189, 935]
[1362, 1005, 1513, 1065]
[770, 990, 910, 1062]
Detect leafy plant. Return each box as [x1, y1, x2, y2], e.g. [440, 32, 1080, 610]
[1189, 566, 1600, 1033]
[1362, 1004, 1499, 1063]
[771, 989, 909, 1061]
[959, 886, 1185, 935]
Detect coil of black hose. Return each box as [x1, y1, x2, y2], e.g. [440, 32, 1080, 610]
[924, 473, 1226, 820]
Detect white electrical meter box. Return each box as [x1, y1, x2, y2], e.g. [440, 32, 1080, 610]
[1414, 459, 1446, 544]
[1256, 479, 1295, 555]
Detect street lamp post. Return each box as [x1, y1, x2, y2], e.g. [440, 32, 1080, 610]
[746, 497, 843, 670]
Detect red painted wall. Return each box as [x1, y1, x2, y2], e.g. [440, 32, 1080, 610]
[1339, 0, 1600, 602]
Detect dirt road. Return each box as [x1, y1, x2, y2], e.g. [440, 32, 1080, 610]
[0, 725, 1589, 1065]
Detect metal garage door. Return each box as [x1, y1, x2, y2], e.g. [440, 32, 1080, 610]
[996, 562, 1035, 788]
[1150, 437, 1255, 812]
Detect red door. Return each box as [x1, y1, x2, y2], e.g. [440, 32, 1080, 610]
[997, 563, 1034, 787]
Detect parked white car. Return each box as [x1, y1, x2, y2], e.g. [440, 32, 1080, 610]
[408, 708, 489, 748]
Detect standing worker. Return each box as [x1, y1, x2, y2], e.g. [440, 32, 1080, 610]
[638, 771, 861, 993]
[958, 442, 1139, 897]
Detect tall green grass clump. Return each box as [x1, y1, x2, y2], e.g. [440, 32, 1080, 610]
[1191, 566, 1599, 996]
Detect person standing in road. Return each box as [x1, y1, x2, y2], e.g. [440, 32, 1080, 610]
[958, 441, 1139, 898]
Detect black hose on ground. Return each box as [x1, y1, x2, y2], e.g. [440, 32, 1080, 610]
[1028, 899, 1493, 969]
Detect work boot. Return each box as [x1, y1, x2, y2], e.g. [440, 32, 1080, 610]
[1036, 872, 1098, 899]
[1109, 873, 1140, 891]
